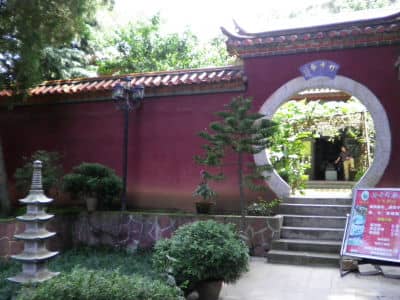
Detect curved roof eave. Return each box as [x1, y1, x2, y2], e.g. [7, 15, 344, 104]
[222, 9, 400, 40]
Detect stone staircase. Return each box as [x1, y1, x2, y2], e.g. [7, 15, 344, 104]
[267, 195, 352, 266]
[306, 180, 356, 190]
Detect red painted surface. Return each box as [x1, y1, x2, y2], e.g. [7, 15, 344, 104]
[243, 46, 400, 188]
[0, 92, 249, 212]
[1, 45, 399, 213]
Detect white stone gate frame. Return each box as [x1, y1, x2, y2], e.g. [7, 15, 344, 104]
[254, 75, 391, 198]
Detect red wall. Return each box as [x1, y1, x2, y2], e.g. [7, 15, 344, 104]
[0, 92, 249, 212]
[243, 45, 400, 187]
[1, 45, 399, 213]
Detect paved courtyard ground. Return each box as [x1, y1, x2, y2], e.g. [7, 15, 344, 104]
[220, 258, 400, 300]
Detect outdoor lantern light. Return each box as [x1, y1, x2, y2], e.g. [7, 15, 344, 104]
[113, 77, 144, 111]
[132, 85, 145, 100]
[112, 77, 145, 211]
[112, 83, 125, 100]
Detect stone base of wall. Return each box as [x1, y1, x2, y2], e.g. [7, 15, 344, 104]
[0, 215, 76, 258]
[1, 212, 283, 258]
[74, 212, 283, 256]
[0, 220, 24, 257]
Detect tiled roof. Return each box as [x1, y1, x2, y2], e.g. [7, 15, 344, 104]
[0, 66, 246, 102]
[222, 10, 400, 58]
[0, 90, 12, 97]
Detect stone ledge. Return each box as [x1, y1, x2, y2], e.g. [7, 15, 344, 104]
[1, 212, 283, 258]
[74, 212, 283, 257]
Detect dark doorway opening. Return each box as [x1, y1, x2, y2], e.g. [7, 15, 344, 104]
[313, 137, 342, 180]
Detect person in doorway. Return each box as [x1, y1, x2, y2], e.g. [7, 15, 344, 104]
[334, 146, 355, 181]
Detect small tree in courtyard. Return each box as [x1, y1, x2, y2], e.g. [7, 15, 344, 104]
[195, 96, 277, 230]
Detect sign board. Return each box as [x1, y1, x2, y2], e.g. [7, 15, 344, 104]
[342, 188, 400, 263]
[299, 60, 340, 80]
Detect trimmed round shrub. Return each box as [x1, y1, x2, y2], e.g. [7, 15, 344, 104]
[16, 267, 183, 300]
[63, 162, 122, 209]
[153, 220, 249, 290]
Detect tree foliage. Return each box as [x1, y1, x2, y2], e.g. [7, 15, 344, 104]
[14, 150, 63, 195]
[269, 98, 375, 191]
[288, 0, 398, 18]
[96, 14, 234, 75]
[40, 47, 97, 81]
[195, 96, 277, 224]
[321, 0, 398, 13]
[0, 0, 111, 91]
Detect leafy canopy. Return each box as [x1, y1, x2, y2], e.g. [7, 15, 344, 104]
[96, 14, 234, 75]
[269, 98, 375, 191]
[288, 0, 398, 18]
[0, 0, 111, 91]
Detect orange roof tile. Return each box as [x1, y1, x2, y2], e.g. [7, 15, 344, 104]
[0, 66, 245, 102]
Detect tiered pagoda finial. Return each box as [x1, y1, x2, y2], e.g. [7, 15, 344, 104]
[8, 160, 59, 283]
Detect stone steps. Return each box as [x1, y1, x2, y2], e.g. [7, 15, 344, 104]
[305, 180, 355, 189]
[283, 215, 347, 228]
[267, 249, 340, 266]
[266, 195, 352, 266]
[284, 197, 352, 205]
[272, 239, 341, 253]
[281, 226, 344, 241]
[279, 203, 351, 216]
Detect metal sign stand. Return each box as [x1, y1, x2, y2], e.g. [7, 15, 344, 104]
[340, 214, 358, 277]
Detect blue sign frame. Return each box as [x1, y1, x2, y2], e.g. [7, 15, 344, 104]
[299, 60, 340, 80]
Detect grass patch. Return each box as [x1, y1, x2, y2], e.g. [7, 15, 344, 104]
[0, 259, 20, 300]
[0, 217, 15, 223]
[49, 247, 157, 278]
[1, 247, 178, 300]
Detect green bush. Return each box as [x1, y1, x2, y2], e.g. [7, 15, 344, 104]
[247, 198, 281, 216]
[0, 259, 19, 300]
[153, 220, 249, 291]
[63, 163, 122, 209]
[354, 166, 367, 181]
[16, 268, 184, 300]
[14, 150, 63, 194]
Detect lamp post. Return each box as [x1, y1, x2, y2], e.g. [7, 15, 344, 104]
[112, 77, 144, 211]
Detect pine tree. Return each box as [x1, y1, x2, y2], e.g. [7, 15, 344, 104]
[0, 0, 112, 91]
[195, 96, 277, 230]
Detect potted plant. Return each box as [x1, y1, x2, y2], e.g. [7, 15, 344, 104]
[153, 220, 249, 300]
[63, 163, 122, 212]
[193, 170, 216, 214]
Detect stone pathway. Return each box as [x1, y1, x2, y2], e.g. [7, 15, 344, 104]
[220, 258, 400, 300]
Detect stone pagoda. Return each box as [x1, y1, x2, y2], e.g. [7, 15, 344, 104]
[8, 160, 59, 283]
